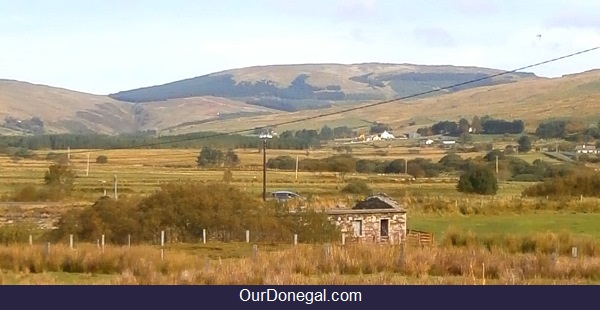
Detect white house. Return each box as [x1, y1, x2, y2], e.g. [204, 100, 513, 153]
[575, 145, 598, 154]
[380, 131, 395, 140]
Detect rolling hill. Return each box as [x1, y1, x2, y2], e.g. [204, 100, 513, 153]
[109, 63, 537, 112]
[0, 79, 137, 135]
[166, 69, 600, 135]
[1, 65, 599, 137]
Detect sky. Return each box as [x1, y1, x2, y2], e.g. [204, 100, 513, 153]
[1, 0, 599, 95]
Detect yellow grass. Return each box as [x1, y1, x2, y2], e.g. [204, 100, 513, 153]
[0, 242, 599, 284]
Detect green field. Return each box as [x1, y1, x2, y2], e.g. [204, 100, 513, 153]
[410, 212, 600, 240]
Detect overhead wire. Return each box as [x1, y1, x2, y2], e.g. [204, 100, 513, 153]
[50, 45, 600, 161]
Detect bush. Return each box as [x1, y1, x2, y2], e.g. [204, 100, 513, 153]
[457, 165, 498, 195]
[96, 155, 108, 164]
[52, 181, 340, 244]
[341, 180, 371, 195]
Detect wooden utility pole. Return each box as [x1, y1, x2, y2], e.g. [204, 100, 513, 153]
[262, 139, 267, 202]
[114, 175, 118, 201]
[86, 153, 90, 176]
[295, 155, 299, 180]
[495, 156, 499, 174]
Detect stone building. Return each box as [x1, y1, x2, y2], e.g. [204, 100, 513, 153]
[326, 194, 407, 244]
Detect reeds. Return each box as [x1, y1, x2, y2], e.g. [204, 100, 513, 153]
[1, 240, 599, 284]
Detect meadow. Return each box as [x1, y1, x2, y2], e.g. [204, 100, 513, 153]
[1, 143, 600, 284]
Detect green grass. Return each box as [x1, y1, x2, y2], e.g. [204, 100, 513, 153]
[410, 212, 600, 241]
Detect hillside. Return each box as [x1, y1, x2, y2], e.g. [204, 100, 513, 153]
[133, 96, 279, 133]
[0, 80, 277, 136]
[109, 63, 537, 112]
[166, 69, 600, 135]
[0, 80, 137, 135]
[1, 67, 598, 138]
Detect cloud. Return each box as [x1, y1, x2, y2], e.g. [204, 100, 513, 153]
[413, 27, 456, 47]
[451, 0, 500, 16]
[546, 11, 600, 29]
[336, 0, 379, 20]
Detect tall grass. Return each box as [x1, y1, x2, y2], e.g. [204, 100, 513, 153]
[1, 241, 600, 284]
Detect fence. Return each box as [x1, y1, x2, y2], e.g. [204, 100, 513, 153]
[406, 229, 435, 247]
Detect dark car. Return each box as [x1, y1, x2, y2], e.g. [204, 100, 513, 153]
[270, 190, 301, 201]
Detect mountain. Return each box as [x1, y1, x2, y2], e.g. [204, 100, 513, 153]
[109, 63, 538, 112]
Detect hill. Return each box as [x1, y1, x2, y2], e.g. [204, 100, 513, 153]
[165, 69, 600, 135]
[0, 80, 277, 135]
[0, 80, 137, 135]
[109, 63, 537, 112]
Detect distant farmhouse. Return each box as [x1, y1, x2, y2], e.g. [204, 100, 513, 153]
[326, 194, 407, 244]
[357, 130, 399, 142]
[575, 144, 598, 154]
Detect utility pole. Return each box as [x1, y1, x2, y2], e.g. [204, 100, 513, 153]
[404, 158, 408, 175]
[262, 139, 267, 202]
[495, 156, 499, 174]
[295, 155, 299, 181]
[114, 175, 118, 201]
[86, 153, 90, 176]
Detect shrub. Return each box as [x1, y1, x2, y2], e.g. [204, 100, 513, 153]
[457, 164, 498, 195]
[341, 180, 371, 195]
[96, 155, 108, 164]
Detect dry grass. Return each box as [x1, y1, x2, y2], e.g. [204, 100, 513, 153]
[1, 241, 600, 284]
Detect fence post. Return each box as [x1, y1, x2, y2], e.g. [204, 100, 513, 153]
[341, 233, 346, 246]
[44, 242, 50, 259]
[252, 244, 258, 261]
[97, 239, 100, 249]
[29, 235, 33, 246]
[323, 243, 331, 259]
[203, 229, 207, 244]
[246, 230, 250, 243]
[69, 234, 74, 249]
[101, 234, 105, 253]
[161, 230, 165, 261]
[293, 234, 298, 246]
[572, 247, 578, 258]
[128, 234, 131, 248]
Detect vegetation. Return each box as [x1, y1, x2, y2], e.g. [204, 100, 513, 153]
[51, 182, 340, 244]
[457, 165, 498, 195]
[96, 155, 108, 164]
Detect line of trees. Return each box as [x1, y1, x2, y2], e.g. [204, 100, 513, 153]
[51, 182, 341, 244]
[417, 116, 524, 136]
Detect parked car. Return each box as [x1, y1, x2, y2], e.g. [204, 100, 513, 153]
[269, 190, 301, 201]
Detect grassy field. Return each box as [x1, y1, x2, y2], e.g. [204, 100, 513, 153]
[410, 213, 600, 240]
[2, 144, 600, 284]
[2, 241, 600, 284]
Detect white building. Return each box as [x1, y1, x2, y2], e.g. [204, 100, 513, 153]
[380, 131, 395, 140]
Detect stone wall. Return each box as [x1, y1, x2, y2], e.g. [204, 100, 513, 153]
[328, 211, 407, 244]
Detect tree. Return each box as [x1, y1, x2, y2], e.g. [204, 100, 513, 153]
[44, 163, 76, 192]
[518, 135, 533, 153]
[224, 149, 240, 167]
[458, 118, 470, 135]
[319, 125, 334, 140]
[471, 116, 482, 133]
[223, 169, 234, 183]
[197, 146, 223, 167]
[457, 165, 498, 195]
[96, 155, 108, 164]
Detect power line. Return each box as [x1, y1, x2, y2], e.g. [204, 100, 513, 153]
[46, 45, 600, 157]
